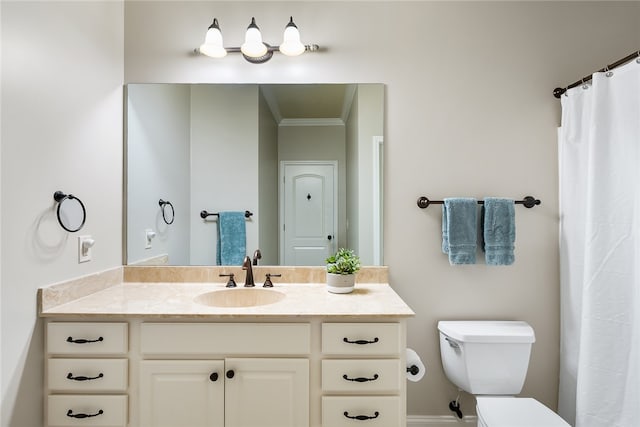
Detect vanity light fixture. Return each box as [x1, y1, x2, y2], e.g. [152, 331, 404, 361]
[197, 16, 319, 64]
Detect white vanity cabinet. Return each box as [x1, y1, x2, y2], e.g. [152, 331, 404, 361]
[321, 323, 405, 426]
[45, 322, 129, 427]
[139, 322, 310, 427]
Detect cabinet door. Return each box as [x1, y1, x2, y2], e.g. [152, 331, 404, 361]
[225, 358, 309, 427]
[140, 360, 224, 427]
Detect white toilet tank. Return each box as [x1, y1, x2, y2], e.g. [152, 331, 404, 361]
[438, 321, 536, 395]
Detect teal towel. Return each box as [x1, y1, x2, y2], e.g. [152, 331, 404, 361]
[216, 211, 246, 266]
[482, 198, 516, 266]
[442, 198, 478, 265]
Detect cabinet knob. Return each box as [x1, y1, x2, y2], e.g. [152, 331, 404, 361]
[209, 372, 218, 382]
[226, 370, 235, 379]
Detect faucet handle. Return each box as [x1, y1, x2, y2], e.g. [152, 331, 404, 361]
[252, 249, 262, 266]
[219, 273, 237, 288]
[263, 273, 281, 288]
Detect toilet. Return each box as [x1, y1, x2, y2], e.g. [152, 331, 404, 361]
[438, 320, 570, 427]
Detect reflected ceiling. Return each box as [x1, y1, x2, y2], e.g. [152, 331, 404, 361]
[261, 84, 351, 121]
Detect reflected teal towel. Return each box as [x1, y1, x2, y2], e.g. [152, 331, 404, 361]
[216, 211, 246, 266]
[482, 198, 515, 266]
[442, 198, 478, 265]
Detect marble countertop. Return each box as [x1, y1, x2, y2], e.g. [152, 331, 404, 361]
[39, 282, 415, 319]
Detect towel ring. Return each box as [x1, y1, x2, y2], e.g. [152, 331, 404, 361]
[53, 191, 86, 232]
[159, 199, 175, 225]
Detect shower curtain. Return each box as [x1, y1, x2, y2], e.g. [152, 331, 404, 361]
[558, 59, 640, 427]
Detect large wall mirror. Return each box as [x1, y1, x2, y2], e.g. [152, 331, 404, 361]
[125, 83, 384, 267]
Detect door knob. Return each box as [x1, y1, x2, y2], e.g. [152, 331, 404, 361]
[327, 235, 332, 240]
[226, 370, 235, 379]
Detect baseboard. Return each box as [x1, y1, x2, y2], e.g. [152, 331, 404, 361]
[407, 414, 477, 426]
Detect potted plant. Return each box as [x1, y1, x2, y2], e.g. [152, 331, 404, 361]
[326, 248, 361, 293]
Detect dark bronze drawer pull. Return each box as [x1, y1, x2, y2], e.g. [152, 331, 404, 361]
[66, 336, 104, 344]
[66, 372, 104, 381]
[342, 374, 379, 382]
[66, 409, 104, 419]
[343, 337, 379, 345]
[344, 411, 379, 421]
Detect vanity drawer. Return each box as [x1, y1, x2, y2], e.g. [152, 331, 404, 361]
[322, 323, 401, 356]
[322, 359, 401, 393]
[47, 323, 128, 356]
[47, 395, 127, 427]
[48, 359, 128, 392]
[322, 396, 400, 427]
[141, 323, 310, 356]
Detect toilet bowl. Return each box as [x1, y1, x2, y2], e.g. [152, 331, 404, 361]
[438, 321, 569, 427]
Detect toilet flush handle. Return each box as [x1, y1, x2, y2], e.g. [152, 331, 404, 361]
[445, 336, 460, 349]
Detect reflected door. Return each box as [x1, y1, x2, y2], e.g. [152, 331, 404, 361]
[280, 162, 336, 265]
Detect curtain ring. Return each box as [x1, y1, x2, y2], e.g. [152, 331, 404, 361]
[581, 78, 589, 90]
[604, 66, 614, 78]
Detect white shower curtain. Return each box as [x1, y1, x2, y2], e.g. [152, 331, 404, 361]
[558, 59, 640, 427]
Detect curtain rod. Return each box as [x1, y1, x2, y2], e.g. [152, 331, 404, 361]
[553, 50, 640, 99]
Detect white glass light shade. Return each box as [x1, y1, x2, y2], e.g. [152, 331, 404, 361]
[200, 27, 227, 58]
[279, 23, 305, 57]
[241, 18, 268, 58]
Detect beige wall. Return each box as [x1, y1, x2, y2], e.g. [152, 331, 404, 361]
[126, 84, 192, 265]
[1, 2, 124, 425]
[189, 84, 260, 265]
[123, 1, 639, 416]
[258, 89, 280, 265]
[1, 1, 638, 425]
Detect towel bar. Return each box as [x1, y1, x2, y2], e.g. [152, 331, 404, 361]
[417, 196, 540, 209]
[200, 210, 253, 219]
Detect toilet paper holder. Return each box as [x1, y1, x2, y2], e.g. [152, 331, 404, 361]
[407, 365, 420, 376]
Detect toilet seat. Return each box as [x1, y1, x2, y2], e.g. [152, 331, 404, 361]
[476, 397, 570, 427]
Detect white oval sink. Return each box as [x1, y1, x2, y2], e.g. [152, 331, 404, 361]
[194, 288, 286, 308]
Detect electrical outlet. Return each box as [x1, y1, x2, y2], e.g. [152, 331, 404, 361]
[78, 235, 95, 263]
[145, 229, 156, 249]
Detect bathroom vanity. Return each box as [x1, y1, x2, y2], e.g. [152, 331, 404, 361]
[39, 267, 414, 427]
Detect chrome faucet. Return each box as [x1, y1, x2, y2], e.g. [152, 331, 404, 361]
[252, 249, 262, 266]
[242, 256, 255, 287]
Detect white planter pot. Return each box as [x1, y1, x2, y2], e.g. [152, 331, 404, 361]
[326, 273, 355, 294]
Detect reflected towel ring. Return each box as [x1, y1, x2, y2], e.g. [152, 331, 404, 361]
[53, 191, 86, 232]
[159, 199, 175, 225]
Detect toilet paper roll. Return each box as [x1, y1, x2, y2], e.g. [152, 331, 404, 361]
[406, 348, 426, 382]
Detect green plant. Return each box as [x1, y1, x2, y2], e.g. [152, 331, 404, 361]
[326, 248, 361, 275]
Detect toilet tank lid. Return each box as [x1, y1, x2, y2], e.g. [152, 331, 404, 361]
[438, 321, 535, 343]
[476, 397, 570, 427]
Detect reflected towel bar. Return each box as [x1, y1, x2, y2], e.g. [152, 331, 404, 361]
[200, 210, 253, 219]
[417, 196, 541, 209]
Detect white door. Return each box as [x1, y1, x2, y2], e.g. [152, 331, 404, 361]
[224, 358, 309, 427]
[139, 360, 225, 427]
[280, 162, 337, 265]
